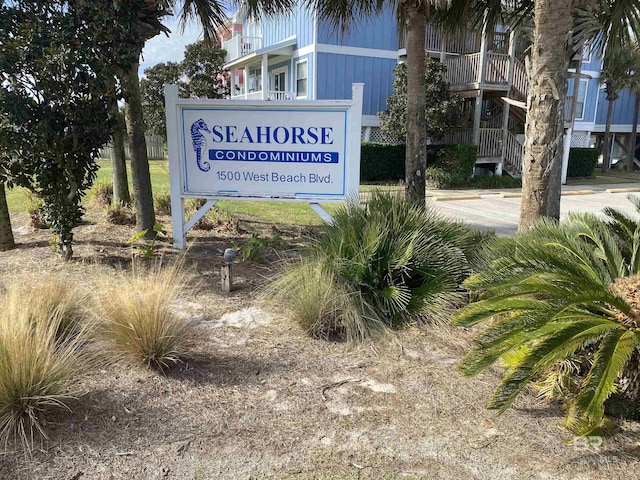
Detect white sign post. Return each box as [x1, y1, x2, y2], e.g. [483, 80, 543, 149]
[165, 83, 363, 249]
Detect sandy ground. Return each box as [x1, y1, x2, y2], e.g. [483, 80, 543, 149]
[1, 209, 640, 480]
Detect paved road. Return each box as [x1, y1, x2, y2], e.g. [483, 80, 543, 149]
[426, 183, 640, 235]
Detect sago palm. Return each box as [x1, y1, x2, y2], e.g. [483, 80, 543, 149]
[454, 195, 640, 434]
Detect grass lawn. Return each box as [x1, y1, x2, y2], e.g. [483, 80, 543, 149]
[566, 169, 640, 186]
[5, 160, 404, 226]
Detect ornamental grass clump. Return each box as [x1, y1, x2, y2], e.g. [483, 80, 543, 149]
[454, 195, 640, 435]
[96, 262, 194, 371]
[0, 288, 91, 454]
[4, 277, 87, 341]
[267, 190, 480, 341]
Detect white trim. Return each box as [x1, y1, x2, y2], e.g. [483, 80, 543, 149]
[315, 43, 398, 59]
[270, 66, 288, 95]
[574, 79, 588, 121]
[312, 10, 318, 101]
[294, 44, 315, 58]
[592, 124, 640, 133]
[295, 59, 309, 99]
[361, 115, 380, 127]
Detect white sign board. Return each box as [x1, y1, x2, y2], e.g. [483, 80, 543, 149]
[164, 84, 363, 249]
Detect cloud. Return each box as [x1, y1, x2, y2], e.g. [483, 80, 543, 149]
[139, 16, 202, 77]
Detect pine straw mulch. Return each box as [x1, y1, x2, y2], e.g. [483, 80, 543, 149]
[1, 208, 640, 479]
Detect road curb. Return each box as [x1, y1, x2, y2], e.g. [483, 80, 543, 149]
[498, 192, 521, 198]
[604, 187, 640, 193]
[561, 190, 594, 196]
[429, 194, 482, 202]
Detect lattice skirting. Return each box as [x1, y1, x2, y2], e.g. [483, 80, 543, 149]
[570, 131, 591, 148]
[361, 126, 402, 144]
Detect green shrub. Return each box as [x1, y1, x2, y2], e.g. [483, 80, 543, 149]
[25, 193, 48, 229]
[567, 148, 599, 177]
[466, 174, 522, 189]
[267, 190, 480, 341]
[454, 196, 640, 434]
[360, 142, 405, 182]
[0, 288, 91, 453]
[360, 143, 477, 186]
[96, 262, 194, 371]
[425, 166, 453, 189]
[426, 144, 477, 188]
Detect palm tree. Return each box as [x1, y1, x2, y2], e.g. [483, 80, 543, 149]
[0, 181, 14, 251]
[600, 44, 640, 173]
[243, 0, 449, 206]
[442, 0, 640, 228]
[116, 0, 231, 235]
[626, 50, 640, 172]
[455, 196, 640, 434]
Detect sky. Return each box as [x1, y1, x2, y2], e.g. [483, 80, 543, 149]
[139, 15, 204, 77]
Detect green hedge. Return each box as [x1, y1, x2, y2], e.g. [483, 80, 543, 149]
[426, 144, 477, 188]
[360, 143, 405, 182]
[360, 143, 477, 185]
[567, 148, 599, 177]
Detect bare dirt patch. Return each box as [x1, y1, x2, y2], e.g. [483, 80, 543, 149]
[1, 209, 640, 479]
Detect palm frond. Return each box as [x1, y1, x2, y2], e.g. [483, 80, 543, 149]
[487, 319, 621, 412]
[566, 329, 639, 434]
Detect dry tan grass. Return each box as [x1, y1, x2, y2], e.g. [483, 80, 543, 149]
[95, 261, 195, 371]
[0, 294, 92, 454]
[3, 277, 87, 341]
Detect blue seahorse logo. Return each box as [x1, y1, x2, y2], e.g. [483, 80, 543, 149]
[191, 119, 211, 172]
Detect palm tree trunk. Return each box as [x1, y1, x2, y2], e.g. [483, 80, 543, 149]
[403, 0, 428, 206]
[628, 96, 640, 172]
[602, 95, 615, 173]
[519, 0, 572, 230]
[120, 61, 155, 235]
[110, 96, 131, 205]
[0, 180, 15, 251]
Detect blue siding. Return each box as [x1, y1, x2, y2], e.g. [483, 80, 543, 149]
[568, 77, 599, 123]
[596, 87, 639, 125]
[261, 5, 314, 48]
[316, 53, 396, 115]
[317, 9, 397, 50]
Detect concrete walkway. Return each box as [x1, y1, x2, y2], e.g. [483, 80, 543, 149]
[426, 182, 640, 235]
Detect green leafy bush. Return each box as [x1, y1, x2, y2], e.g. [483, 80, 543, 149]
[267, 190, 481, 341]
[454, 195, 640, 434]
[466, 174, 522, 189]
[568, 148, 599, 177]
[360, 143, 405, 182]
[426, 145, 477, 188]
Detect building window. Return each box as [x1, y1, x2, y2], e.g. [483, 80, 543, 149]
[248, 67, 261, 92]
[296, 61, 308, 98]
[575, 79, 588, 120]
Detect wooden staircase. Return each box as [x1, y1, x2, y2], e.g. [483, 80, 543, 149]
[442, 46, 528, 177]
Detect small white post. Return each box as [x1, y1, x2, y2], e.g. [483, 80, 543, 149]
[561, 127, 572, 184]
[261, 54, 269, 100]
[164, 84, 186, 249]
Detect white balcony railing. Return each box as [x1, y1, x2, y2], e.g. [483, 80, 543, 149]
[504, 131, 524, 175]
[223, 35, 263, 62]
[478, 128, 503, 158]
[267, 91, 294, 100]
[230, 90, 294, 101]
